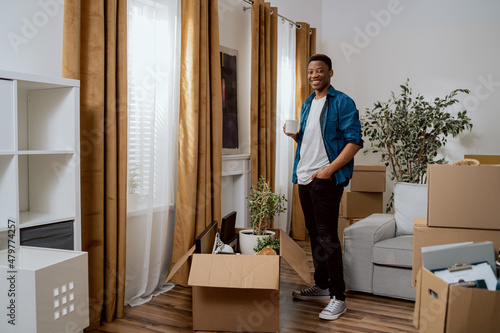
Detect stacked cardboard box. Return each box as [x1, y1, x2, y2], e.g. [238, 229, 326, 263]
[340, 164, 386, 219]
[413, 163, 500, 332]
[338, 164, 386, 249]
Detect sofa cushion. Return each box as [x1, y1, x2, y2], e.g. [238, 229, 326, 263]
[372, 235, 413, 268]
[394, 182, 427, 236]
[373, 264, 416, 301]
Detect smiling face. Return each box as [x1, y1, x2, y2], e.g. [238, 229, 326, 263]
[308, 60, 333, 97]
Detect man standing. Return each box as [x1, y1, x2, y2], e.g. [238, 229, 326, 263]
[284, 54, 363, 320]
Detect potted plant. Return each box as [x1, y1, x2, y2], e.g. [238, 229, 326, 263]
[239, 175, 287, 254]
[362, 79, 473, 212]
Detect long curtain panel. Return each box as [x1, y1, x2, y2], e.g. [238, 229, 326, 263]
[124, 0, 180, 307]
[168, 0, 223, 286]
[292, 22, 316, 240]
[250, 0, 278, 188]
[274, 19, 296, 233]
[62, 0, 127, 328]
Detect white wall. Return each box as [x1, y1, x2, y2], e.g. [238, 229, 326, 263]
[218, 0, 252, 225]
[321, 0, 500, 207]
[219, 0, 252, 156]
[0, 0, 64, 77]
[271, 0, 323, 50]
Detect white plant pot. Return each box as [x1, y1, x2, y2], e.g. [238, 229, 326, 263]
[127, 193, 140, 210]
[238, 229, 276, 255]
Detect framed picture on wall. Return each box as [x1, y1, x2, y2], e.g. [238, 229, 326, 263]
[220, 46, 239, 149]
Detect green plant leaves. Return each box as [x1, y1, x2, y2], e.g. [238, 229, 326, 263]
[253, 235, 280, 253]
[246, 176, 287, 235]
[361, 79, 473, 211]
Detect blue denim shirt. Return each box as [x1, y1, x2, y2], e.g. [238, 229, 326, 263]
[292, 85, 363, 185]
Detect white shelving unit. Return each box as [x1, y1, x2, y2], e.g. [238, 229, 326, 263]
[0, 70, 81, 251]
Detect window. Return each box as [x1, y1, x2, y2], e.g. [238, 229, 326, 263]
[127, 0, 180, 209]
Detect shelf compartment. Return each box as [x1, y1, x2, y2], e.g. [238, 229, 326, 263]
[18, 87, 77, 151]
[19, 212, 76, 229]
[0, 79, 15, 151]
[21, 220, 74, 250]
[0, 155, 18, 230]
[18, 154, 77, 228]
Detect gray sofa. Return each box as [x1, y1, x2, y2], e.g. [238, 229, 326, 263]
[342, 182, 427, 301]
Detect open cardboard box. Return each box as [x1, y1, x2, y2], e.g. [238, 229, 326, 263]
[414, 267, 500, 332]
[414, 241, 500, 332]
[165, 229, 311, 332]
[412, 220, 500, 286]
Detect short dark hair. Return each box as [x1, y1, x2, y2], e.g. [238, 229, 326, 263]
[308, 54, 332, 71]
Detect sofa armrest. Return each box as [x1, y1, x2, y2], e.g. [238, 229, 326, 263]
[342, 213, 396, 293]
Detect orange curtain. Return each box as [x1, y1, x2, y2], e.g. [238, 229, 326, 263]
[62, 0, 127, 329]
[292, 23, 316, 240]
[168, 0, 223, 286]
[250, 0, 278, 188]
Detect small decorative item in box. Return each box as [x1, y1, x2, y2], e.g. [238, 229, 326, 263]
[0, 246, 89, 333]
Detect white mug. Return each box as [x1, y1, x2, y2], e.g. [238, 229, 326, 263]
[285, 119, 298, 134]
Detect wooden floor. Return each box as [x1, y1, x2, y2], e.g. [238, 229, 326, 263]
[90, 240, 418, 333]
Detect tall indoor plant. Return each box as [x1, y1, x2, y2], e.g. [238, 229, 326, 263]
[362, 79, 473, 211]
[239, 176, 287, 254]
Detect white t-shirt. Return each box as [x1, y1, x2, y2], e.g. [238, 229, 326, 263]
[296, 96, 330, 185]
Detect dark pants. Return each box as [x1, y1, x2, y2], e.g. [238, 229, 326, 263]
[298, 178, 346, 300]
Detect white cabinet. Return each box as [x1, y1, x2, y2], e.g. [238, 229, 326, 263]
[0, 70, 81, 251]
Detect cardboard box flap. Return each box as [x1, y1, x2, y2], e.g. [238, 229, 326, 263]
[164, 245, 195, 285]
[420, 268, 450, 332]
[279, 230, 312, 285]
[353, 164, 386, 172]
[188, 254, 280, 290]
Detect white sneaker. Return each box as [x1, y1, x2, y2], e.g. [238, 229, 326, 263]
[292, 284, 330, 301]
[319, 297, 347, 320]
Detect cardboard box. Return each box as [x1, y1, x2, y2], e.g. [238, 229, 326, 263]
[166, 229, 311, 332]
[0, 247, 89, 333]
[414, 267, 500, 332]
[414, 217, 427, 227]
[412, 224, 500, 286]
[350, 164, 386, 192]
[340, 189, 383, 218]
[464, 154, 500, 165]
[427, 164, 500, 230]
